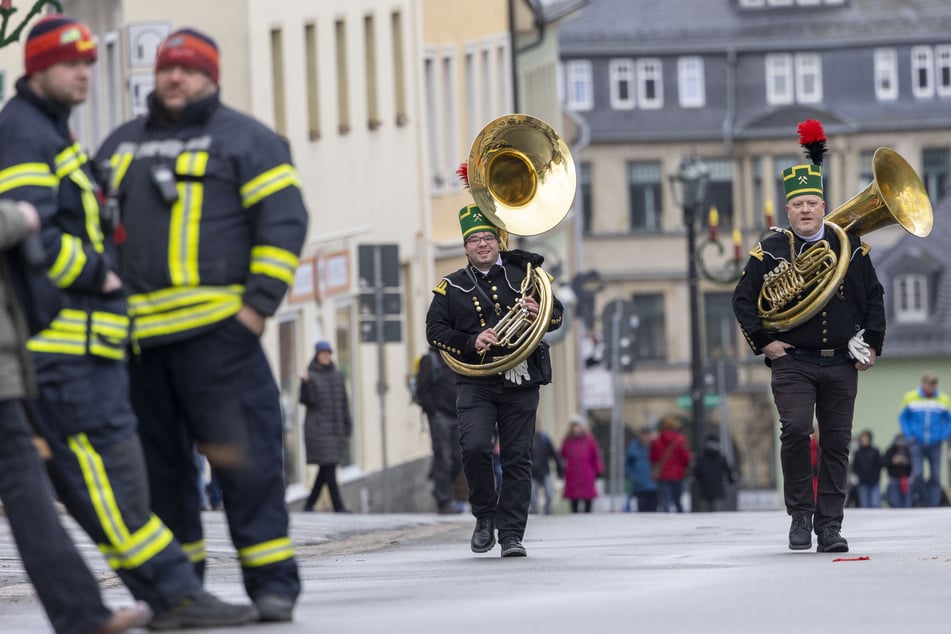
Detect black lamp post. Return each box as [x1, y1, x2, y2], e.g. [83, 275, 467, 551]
[671, 156, 711, 474]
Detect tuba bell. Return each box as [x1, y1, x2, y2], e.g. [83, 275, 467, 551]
[758, 147, 933, 331]
[441, 114, 576, 377]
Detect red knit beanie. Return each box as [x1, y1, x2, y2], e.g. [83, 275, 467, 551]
[24, 14, 97, 75]
[155, 28, 219, 83]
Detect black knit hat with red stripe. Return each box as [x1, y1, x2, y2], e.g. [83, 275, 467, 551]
[24, 14, 97, 75]
[155, 28, 219, 83]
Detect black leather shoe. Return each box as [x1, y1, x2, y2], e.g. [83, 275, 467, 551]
[148, 590, 258, 630]
[500, 538, 527, 558]
[470, 517, 496, 553]
[788, 513, 813, 550]
[254, 593, 295, 622]
[816, 526, 849, 553]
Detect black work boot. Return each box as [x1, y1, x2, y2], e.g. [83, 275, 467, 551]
[500, 537, 527, 558]
[470, 516, 496, 553]
[816, 526, 849, 553]
[788, 513, 813, 550]
[148, 590, 258, 630]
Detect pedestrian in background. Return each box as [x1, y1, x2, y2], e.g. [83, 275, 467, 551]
[95, 27, 306, 620]
[650, 416, 691, 513]
[4, 16, 254, 628]
[851, 429, 882, 508]
[530, 427, 563, 515]
[897, 372, 951, 507]
[882, 432, 912, 508]
[624, 427, 658, 512]
[0, 199, 151, 634]
[560, 416, 603, 513]
[414, 347, 463, 514]
[300, 341, 352, 513]
[693, 435, 734, 512]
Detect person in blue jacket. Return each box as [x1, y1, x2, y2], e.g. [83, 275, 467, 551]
[624, 427, 658, 512]
[898, 372, 951, 507]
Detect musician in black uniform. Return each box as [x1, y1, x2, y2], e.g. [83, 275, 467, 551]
[733, 120, 885, 553]
[426, 204, 563, 557]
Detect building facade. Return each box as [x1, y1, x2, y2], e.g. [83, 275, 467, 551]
[559, 0, 951, 489]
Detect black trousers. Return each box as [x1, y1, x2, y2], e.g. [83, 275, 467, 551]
[427, 410, 462, 508]
[770, 355, 857, 532]
[305, 464, 345, 511]
[129, 317, 300, 602]
[29, 358, 201, 613]
[0, 399, 111, 634]
[457, 382, 538, 542]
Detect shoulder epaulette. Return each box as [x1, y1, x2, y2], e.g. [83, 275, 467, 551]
[860, 242, 871, 256]
[748, 244, 764, 261]
[432, 279, 447, 296]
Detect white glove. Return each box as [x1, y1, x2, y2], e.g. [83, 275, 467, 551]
[504, 359, 530, 386]
[847, 329, 871, 364]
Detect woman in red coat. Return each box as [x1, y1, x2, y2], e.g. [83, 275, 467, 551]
[560, 416, 604, 513]
[649, 416, 692, 512]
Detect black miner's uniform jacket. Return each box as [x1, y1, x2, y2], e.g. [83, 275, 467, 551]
[732, 227, 885, 360]
[426, 249, 563, 387]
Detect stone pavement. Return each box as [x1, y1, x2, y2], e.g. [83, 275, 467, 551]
[0, 507, 948, 633]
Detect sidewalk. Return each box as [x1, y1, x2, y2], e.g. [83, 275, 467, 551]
[1, 508, 948, 633]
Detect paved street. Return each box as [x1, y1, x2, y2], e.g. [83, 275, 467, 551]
[0, 508, 948, 633]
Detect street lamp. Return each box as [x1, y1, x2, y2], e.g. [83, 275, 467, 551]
[671, 156, 710, 477]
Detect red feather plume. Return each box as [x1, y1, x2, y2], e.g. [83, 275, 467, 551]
[456, 162, 469, 189]
[797, 119, 826, 145]
[796, 119, 827, 166]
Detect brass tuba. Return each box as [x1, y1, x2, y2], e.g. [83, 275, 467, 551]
[758, 147, 933, 331]
[441, 114, 576, 376]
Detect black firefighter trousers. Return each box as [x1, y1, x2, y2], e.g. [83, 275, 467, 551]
[129, 316, 300, 603]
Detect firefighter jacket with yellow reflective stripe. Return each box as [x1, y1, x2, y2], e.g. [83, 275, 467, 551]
[0, 78, 129, 378]
[94, 90, 308, 349]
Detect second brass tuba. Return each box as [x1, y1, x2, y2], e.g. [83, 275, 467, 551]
[441, 114, 576, 376]
[758, 147, 933, 331]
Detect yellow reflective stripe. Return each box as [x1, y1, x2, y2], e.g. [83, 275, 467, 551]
[89, 311, 130, 361]
[54, 143, 87, 178]
[26, 333, 86, 355]
[97, 515, 175, 569]
[68, 169, 104, 253]
[181, 540, 207, 564]
[68, 433, 129, 547]
[176, 151, 208, 177]
[168, 182, 203, 286]
[48, 234, 88, 287]
[109, 152, 134, 192]
[237, 537, 295, 568]
[127, 285, 244, 317]
[250, 245, 298, 285]
[132, 297, 242, 341]
[0, 162, 58, 192]
[239, 164, 300, 208]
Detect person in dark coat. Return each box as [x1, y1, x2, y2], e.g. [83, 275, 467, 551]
[299, 341, 352, 512]
[693, 435, 734, 512]
[851, 429, 883, 508]
[415, 347, 463, 514]
[530, 427, 563, 515]
[883, 432, 912, 508]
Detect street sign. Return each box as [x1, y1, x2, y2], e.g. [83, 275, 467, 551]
[357, 244, 403, 343]
[676, 393, 720, 409]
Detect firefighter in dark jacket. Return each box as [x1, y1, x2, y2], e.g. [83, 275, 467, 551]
[94, 28, 306, 621]
[733, 120, 885, 554]
[426, 204, 563, 558]
[0, 15, 255, 628]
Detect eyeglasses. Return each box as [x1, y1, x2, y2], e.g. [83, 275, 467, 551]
[788, 199, 823, 211]
[465, 234, 498, 246]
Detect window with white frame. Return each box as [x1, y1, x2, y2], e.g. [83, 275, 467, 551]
[609, 58, 635, 109]
[440, 51, 459, 189]
[678, 56, 705, 107]
[637, 58, 663, 109]
[874, 48, 898, 100]
[936, 45, 951, 97]
[423, 55, 443, 189]
[894, 274, 928, 323]
[565, 60, 593, 110]
[912, 46, 934, 98]
[765, 54, 794, 105]
[794, 53, 822, 103]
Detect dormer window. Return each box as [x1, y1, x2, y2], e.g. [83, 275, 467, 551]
[894, 273, 929, 323]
